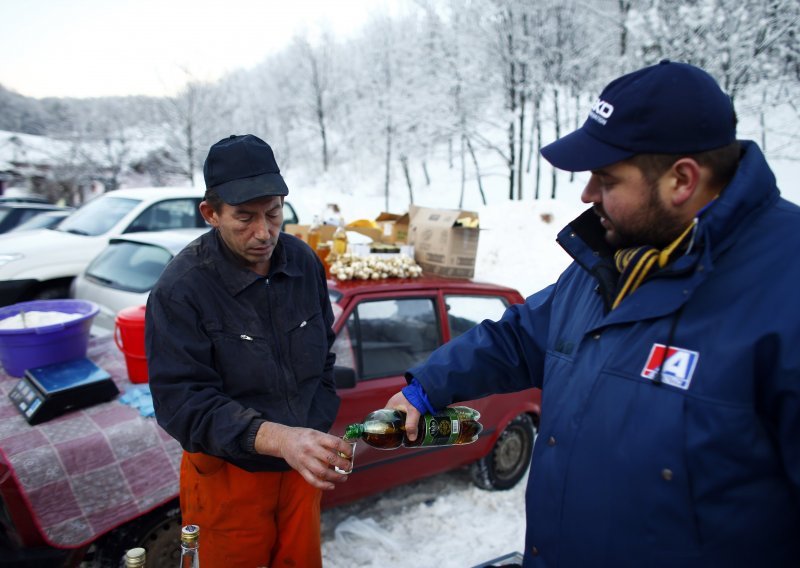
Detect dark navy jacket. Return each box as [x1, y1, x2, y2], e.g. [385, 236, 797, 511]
[146, 230, 339, 472]
[410, 142, 800, 567]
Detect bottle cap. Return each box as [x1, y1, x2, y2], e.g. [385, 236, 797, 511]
[126, 548, 146, 559]
[181, 524, 200, 543]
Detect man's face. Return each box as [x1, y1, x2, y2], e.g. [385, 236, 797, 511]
[581, 161, 683, 249]
[200, 195, 284, 275]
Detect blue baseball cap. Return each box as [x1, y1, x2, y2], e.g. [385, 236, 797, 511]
[541, 60, 737, 172]
[203, 134, 289, 204]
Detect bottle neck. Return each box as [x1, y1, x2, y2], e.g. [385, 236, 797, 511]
[344, 423, 363, 439]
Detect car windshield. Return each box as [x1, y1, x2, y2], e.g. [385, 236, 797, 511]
[85, 241, 172, 292]
[57, 196, 140, 236]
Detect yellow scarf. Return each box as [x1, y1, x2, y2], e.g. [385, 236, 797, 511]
[612, 219, 697, 310]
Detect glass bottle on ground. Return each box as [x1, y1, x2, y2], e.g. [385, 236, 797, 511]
[124, 547, 146, 568]
[179, 524, 200, 568]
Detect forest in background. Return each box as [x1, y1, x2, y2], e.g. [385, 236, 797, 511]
[1, 0, 798, 207]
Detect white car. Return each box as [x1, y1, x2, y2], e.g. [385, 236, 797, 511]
[0, 187, 207, 306]
[70, 228, 210, 335]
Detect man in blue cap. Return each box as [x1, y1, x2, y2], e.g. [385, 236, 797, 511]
[387, 61, 800, 566]
[147, 134, 351, 567]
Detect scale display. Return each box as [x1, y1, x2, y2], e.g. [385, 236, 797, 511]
[8, 358, 119, 425]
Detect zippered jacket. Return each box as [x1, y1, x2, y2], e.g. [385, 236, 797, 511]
[146, 230, 339, 472]
[410, 141, 800, 567]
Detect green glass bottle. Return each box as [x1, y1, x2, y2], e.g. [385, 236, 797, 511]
[344, 406, 482, 449]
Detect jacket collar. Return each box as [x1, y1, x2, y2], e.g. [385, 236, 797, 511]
[557, 141, 778, 324]
[205, 231, 302, 297]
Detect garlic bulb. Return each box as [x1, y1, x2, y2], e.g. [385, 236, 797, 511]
[330, 253, 423, 280]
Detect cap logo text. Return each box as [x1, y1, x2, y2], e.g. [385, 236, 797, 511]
[589, 98, 614, 125]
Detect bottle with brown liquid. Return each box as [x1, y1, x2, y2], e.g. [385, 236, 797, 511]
[344, 406, 482, 449]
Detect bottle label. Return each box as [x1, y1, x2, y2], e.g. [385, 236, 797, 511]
[421, 409, 460, 446]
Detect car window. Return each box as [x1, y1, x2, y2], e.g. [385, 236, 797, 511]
[85, 241, 172, 293]
[332, 298, 441, 380]
[445, 294, 510, 339]
[283, 201, 299, 228]
[125, 199, 203, 233]
[58, 196, 140, 236]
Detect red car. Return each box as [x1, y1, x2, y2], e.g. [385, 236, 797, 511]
[323, 274, 540, 507]
[0, 275, 540, 566]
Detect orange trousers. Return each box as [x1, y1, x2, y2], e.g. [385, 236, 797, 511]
[180, 451, 322, 568]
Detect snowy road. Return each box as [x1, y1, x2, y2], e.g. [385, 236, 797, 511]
[321, 464, 529, 567]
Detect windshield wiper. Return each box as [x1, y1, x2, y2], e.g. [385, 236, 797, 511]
[87, 274, 115, 285]
[64, 228, 91, 235]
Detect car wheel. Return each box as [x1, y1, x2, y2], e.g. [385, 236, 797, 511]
[470, 413, 536, 491]
[86, 500, 181, 567]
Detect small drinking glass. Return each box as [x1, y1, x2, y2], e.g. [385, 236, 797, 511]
[334, 438, 357, 474]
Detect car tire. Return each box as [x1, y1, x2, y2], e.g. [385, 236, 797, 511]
[85, 500, 181, 567]
[470, 413, 536, 491]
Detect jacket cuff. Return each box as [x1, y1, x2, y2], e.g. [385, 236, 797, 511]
[240, 418, 267, 454]
[402, 378, 437, 415]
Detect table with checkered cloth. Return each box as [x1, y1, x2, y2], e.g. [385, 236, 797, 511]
[0, 335, 182, 549]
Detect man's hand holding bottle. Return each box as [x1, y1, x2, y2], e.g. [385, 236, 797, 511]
[385, 391, 422, 442]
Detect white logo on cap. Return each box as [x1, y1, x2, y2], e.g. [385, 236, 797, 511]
[589, 98, 614, 125]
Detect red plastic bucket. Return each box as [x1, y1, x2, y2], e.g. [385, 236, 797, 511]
[114, 305, 148, 384]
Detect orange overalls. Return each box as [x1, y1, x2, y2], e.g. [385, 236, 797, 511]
[181, 451, 322, 567]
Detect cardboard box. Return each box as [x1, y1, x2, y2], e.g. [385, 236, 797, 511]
[407, 205, 480, 279]
[375, 212, 410, 244]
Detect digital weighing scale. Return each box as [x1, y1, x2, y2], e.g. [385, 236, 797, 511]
[8, 358, 119, 425]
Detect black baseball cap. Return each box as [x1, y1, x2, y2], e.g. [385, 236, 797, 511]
[541, 60, 737, 172]
[202, 134, 289, 204]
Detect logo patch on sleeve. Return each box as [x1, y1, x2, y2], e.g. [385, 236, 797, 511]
[641, 344, 699, 390]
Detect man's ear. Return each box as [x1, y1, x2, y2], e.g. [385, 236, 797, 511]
[199, 200, 220, 228]
[668, 158, 702, 207]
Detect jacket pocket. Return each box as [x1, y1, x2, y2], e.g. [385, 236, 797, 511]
[286, 310, 327, 383]
[206, 324, 281, 397]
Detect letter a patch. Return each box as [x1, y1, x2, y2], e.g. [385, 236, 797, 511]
[641, 344, 699, 390]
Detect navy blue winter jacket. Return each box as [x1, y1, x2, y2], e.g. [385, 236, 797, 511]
[409, 141, 800, 567]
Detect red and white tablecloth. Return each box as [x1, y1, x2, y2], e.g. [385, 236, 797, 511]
[0, 336, 182, 549]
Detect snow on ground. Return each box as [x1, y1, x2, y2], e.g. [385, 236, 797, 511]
[322, 469, 528, 567]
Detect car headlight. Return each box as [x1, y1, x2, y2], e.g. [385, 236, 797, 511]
[0, 253, 24, 267]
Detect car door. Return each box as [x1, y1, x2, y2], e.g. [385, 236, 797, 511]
[326, 292, 442, 504]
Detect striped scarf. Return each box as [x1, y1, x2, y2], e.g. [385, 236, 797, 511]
[612, 219, 698, 310]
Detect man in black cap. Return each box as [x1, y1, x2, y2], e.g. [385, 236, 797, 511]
[387, 61, 800, 567]
[146, 134, 350, 567]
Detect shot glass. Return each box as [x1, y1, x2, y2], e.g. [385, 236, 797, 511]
[334, 439, 357, 474]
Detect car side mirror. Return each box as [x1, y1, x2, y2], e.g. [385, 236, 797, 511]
[334, 365, 357, 389]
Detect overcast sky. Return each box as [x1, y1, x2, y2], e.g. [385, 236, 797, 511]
[1, 0, 390, 99]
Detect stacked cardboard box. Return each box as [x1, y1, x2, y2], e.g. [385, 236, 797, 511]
[407, 205, 480, 279]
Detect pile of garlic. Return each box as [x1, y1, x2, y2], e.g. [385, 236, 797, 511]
[330, 253, 423, 280]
